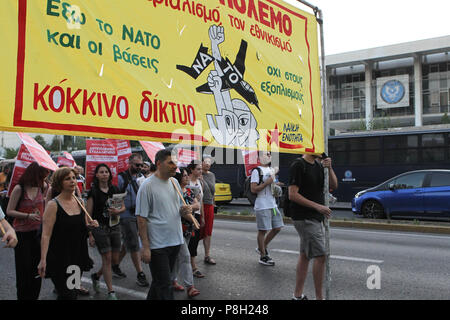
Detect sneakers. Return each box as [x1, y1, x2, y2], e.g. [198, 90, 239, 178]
[136, 272, 149, 287]
[259, 255, 275, 266]
[255, 247, 269, 256]
[112, 265, 127, 278]
[256, 248, 275, 266]
[91, 273, 100, 293]
[292, 294, 308, 300]
[107, 291, 118, 300]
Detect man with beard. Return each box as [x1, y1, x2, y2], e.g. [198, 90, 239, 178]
[115, 153, 149, 287]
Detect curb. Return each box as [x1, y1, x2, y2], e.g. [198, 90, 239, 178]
[215, 214, 450, 235]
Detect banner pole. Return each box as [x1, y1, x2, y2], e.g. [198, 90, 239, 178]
[317, 8, 331, 301]
[295, 0, 331, 300]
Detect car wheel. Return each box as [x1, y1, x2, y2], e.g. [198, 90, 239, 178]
[362, 200, 385, 219]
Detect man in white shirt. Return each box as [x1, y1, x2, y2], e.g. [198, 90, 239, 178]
[250, 151, 284, 266]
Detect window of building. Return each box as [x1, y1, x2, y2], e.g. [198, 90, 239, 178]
[328, 70, 366, 121]
[423, 57, 450, 114]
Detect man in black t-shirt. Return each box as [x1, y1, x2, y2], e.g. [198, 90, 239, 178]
[288, 154, 338, 300]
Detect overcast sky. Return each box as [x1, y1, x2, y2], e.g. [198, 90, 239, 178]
[284, 0, 449, 55]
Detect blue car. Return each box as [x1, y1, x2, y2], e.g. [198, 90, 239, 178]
[352, 170, 450, 220]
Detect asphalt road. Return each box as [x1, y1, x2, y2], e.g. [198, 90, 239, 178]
[1, 218, 449, 300]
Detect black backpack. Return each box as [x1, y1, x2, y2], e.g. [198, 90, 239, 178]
[243, 167, 263, 206]
[282, 158, 305, 218]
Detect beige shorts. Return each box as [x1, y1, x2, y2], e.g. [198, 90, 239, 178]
[293, 219, 326, 260]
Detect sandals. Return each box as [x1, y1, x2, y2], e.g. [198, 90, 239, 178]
[204, 256, 216, 265]
[192, 269, 205, 278]
[187, 286, 200, 298]
[173, 281, 185, 292]
[76, 286, 90, 296]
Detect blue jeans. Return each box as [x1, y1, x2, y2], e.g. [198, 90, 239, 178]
[147, 245, 181, 300]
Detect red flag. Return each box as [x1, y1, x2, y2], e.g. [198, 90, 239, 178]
[17, 133, 58, 171]
[176, 149, 198, 167]
[139, 141, 164, 163]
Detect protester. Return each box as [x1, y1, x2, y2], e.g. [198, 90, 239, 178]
[186, 161, 205, 278]
[201, 156, 216, 265]
[250, 151, 284, 266]
[115, 153, 149, 287]
[74, 165, 86, 195]
[6, 162, 49, 300]
[1, 207, 18, 248]
[137, 162, 156, 186]
[288, 154, 338, 300]
[171, 168, 201, 298]
[38, 167, 98, 300]
[87, 163, 125, 300]
[136, 148, 199, 300]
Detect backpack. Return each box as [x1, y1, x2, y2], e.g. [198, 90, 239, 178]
[243, 167, 263, 206]
[119, 171, 139, 195]
[282, 158, 305, 218]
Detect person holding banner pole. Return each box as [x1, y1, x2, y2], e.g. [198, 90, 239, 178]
[7, 162, 49, 300]
[1, 207, 18, 248]
[288, 154, 337, 300]
[136, 148, 198, 300]
[87, 164, 125, 300]
[38, 167, 98, 300]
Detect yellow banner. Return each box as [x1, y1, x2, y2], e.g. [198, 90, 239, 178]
[0, 0, 323, 154]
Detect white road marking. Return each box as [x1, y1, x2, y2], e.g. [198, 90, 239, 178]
[216, 220, 450, 240]
[81, 277, 147, 299]
[270, 249, 384, 264]
[332, 227, 450, 240]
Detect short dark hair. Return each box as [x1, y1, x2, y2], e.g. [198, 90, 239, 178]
[129, 153, 142, 162]
[155, 148, 172, 166]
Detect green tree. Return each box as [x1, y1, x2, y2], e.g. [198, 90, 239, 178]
[5, 147, 19, 159]
[49, 135, 62, 151]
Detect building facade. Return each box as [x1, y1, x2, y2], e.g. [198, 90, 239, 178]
[326, 36, 450, 133]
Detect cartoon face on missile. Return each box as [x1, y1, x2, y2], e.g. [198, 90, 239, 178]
[177, 25, 260, 148]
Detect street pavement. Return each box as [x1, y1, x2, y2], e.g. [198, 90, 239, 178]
[1, 217, 449, 300]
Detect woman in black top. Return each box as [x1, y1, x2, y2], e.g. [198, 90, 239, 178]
[38, 167, 98, 300]
[87, 164, 124, 300]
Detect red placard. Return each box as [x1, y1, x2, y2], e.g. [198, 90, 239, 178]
[85, 139, 118, 190]
[107, 139, 131, 173]
[241, 150, 260, 177]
